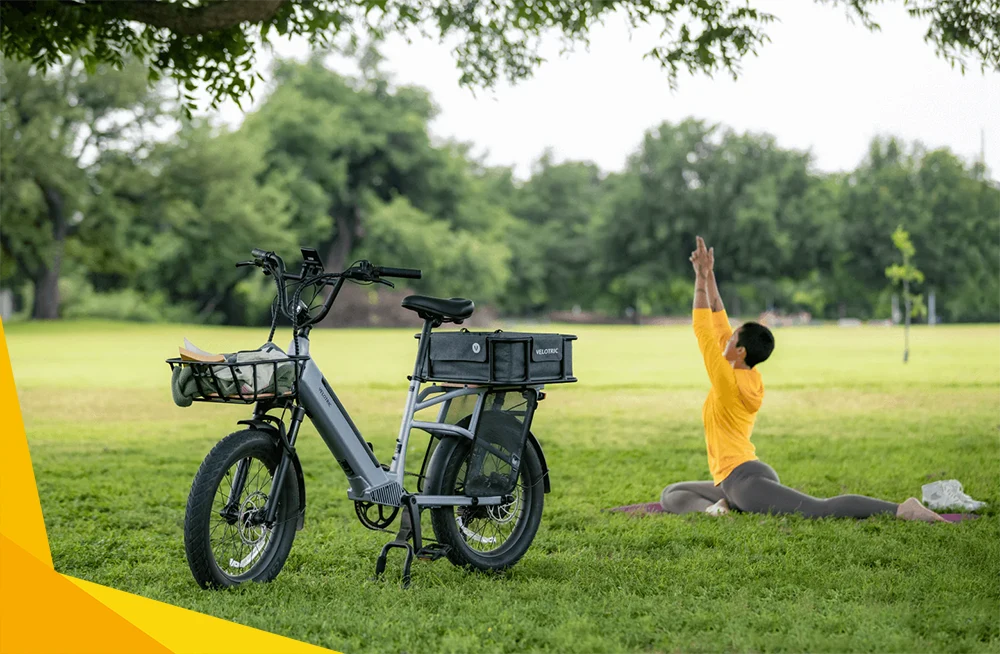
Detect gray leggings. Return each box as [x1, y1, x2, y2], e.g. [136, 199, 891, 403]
[660, 460, 898, 518]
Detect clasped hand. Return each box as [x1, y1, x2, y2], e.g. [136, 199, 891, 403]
[690, 236, 714, 276]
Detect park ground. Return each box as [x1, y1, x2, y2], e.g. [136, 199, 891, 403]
[5, 320, 999, 653]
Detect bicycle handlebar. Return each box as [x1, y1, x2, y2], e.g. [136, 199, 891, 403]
[376, 266, 421, 279]
[243, 248, 421, 330]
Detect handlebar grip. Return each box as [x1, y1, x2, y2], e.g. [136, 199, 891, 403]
[377, 266, 422, 279]
[251, 248, 269, 260]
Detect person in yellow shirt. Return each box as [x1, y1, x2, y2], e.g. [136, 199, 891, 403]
[659, 236, 944, 522]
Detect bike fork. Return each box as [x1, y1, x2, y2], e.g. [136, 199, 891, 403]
[263, 405, 306, 525]
[222, 407, 305, 526]
[221, 458, 251, 522]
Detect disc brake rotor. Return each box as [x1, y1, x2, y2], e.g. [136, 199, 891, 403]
[237, 491, 268, 545]
[456, 491, 522, 545]
[227, 490, 270, 570]
[487, 492, 521, 524]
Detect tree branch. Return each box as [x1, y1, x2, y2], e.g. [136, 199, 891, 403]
[112, 189, 148, 204]
[73, 126, 98, 167]
[114, 0, 288, 36]
[34, 177, 68, 242]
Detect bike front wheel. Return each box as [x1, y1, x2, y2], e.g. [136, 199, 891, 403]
[426, 435, 545, 572]
[184, 429, 300, 589]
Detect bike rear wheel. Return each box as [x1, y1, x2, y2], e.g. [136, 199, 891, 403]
[184, 429, 300, 589]
[426, 436, 544, 572]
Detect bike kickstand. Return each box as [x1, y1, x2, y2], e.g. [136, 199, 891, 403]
[372, 494, 421, 589]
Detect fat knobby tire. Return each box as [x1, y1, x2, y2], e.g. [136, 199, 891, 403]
[184, 429, 300, 589]
[426, 436, 545, 572]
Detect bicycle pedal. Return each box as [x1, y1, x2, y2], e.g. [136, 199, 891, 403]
[415, 545, 450, 561]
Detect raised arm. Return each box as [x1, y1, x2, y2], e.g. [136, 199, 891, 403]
[696, 237, 733, 345]
[707, 270, 724, 313]
[691, 237, 737, 394]
[692, 237, 724, 311]
[693, 267, 710, 311]
[707, 269, 733, 345]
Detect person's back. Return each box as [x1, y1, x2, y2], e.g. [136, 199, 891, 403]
[692, 306, 768, 485]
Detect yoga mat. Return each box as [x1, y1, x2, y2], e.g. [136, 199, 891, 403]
[606, 502, 664, 514]
[606, 502, 978, 521]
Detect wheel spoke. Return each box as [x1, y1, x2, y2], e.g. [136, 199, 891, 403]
[206, 454, 279, 578]
[454, 467, 527, 554]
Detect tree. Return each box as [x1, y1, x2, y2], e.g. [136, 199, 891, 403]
[242, 57, 505, 281]
[504, 153, 605, 313]
[0, 57, 164, 318]
[118, 124, 296, 324]
[2, 1, 995, 111]
[839, 138, 1000, 322]
[242, 57, 457, 273]
[594, 119, 829, 318]
[885, 225, 926, 362]
[359, 197, 512, 302]
[911, 148, 1000, 322]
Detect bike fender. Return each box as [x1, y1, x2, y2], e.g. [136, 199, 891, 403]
[237, 419, 307, 529]
[527, 431, 551, 494]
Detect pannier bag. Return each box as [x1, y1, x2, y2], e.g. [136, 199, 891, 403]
[464, 389, 538, 496]
[419, 330, 576, 385]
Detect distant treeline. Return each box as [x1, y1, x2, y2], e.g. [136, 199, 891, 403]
[2, 55, 998, 324]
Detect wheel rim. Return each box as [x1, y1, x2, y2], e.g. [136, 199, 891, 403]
[453, 458, 529, 554]
[209, 456, 278, 579]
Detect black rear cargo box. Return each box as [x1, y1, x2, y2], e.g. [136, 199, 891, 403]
[418, 330, 576, 385]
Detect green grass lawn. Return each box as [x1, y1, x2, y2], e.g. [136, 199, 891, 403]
[6, 319, 1000, 653]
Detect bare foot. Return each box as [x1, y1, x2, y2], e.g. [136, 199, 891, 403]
[896, 497, 947, 523]
[705, 499, 730, 516]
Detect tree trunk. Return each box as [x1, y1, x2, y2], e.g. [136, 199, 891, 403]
[31, 184, 68, 320]
[196, 289, 227, 323]
[32, 265, 61, 320]
[323, 207, 360, 273]
[903, 278, 910, 363]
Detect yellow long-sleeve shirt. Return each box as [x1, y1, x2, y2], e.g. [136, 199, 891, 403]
[692, 308, 764, 484]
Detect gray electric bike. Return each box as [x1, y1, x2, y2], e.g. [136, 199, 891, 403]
[169, 247, 576, 589]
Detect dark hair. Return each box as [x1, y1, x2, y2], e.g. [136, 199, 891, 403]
[737, 322, 775, 368]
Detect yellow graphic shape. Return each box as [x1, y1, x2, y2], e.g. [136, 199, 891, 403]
[0, 319, 338, 654]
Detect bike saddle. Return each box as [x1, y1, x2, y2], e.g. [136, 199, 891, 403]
[401, 295, 475, 324]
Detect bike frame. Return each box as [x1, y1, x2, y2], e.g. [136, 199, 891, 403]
[253, 319, 540, 520]
[191, 251, 558, 587]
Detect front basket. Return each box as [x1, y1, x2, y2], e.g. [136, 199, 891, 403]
[166, 354, 308, 404]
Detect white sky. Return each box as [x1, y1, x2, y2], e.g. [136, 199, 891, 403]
[214, 1, 999, 179]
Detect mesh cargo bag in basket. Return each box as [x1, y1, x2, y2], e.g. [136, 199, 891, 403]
[463, 389, 538, 496]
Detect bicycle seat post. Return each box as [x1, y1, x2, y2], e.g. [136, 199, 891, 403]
[412, 318, 435, 379]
